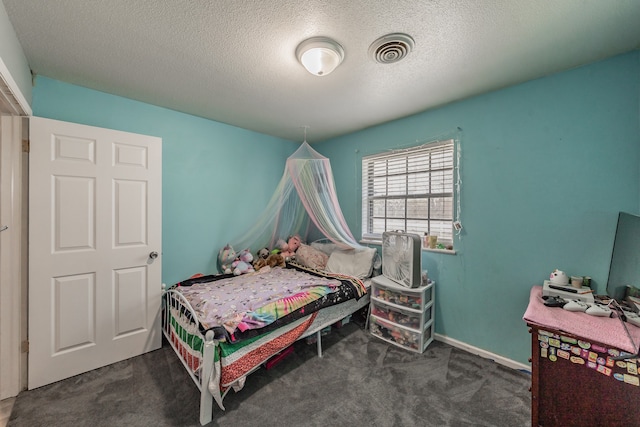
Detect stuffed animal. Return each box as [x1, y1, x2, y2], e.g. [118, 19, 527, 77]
[218, 244, 237, 274]
[253, 255, 267, 270]
[271, 240, 285, 255]
[253, 253, 285, 271]
[256, 247, 270, 260]
[232, 249, 255, 275]
[279, 235, 301, 259]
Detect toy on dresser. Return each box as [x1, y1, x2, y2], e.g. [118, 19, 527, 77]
[542, 294, 640, 327]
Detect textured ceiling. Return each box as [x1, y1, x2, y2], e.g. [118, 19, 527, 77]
[3, 0, 640, 143]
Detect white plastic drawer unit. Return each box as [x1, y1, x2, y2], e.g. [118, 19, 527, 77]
[369, 275, 435, 353]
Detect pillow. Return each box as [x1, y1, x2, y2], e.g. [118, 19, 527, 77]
[326, 247, 377, 279]
[310, 240, 339, 256]
[295, 243, 329, 270]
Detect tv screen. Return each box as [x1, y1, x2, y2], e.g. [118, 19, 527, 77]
[607, 212, 640, 301]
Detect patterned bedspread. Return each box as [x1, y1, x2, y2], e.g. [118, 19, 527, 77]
[166, 303, 318, 410]
[164, 264, 368, 411]
[217, 314, 317, 388]
[174, 264, 365, 338]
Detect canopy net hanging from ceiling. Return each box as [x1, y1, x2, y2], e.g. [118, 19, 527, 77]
[228, 142, 363, 255]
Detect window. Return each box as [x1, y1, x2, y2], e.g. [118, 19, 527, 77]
[361, 139, 455, 246]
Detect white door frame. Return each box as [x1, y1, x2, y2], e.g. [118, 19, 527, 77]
[1, 57, 35, 398]
[0, 115, 25, 399]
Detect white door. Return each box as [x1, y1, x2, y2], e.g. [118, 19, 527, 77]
[28, 117, 162, 389]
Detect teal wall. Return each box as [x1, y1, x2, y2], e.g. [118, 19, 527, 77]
[317, 51, 640, 365]
[32, 77, 297, 285]
[31, 51, 640, 366]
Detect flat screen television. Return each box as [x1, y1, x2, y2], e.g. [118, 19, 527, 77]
[607, 212, 640, 301]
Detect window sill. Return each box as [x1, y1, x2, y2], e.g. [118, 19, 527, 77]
[359, 239, 456, 255]
[422, 247, 456, 255]
[359, 239, 382, 246]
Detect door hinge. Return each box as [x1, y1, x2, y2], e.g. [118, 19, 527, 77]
[22, 139, 29, 153]
[21, 340, 29, 353]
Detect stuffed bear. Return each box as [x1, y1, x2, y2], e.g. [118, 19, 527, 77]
[218, 244, 237, 274]
[275, 235, 301, 259]
[253, 253, 285, 271]
[232, 249, 255, 275]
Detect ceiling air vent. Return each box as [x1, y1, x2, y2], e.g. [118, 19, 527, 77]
[369, 33, 415, 64]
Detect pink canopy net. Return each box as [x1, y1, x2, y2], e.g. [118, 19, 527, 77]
[228, 142, 362, 255]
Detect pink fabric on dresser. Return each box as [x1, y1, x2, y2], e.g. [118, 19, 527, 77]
[523, 286, 640, 353]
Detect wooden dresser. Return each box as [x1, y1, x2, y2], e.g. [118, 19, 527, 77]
[524, 286, 640, 426]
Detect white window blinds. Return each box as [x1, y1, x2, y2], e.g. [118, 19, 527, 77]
[362, 139, 455, 245]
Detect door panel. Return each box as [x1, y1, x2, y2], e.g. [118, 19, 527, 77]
[113, 266, 147, 337]
[54, 175, 96, 251]
[114, 179, 147, 246]
[29, 116, 162, 389]
[53, 273, 95, 353]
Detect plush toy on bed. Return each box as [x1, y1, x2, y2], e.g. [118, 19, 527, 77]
[282, 235, 301, 259]
[256, 247, 270, 260]
[232, 249, 255, 276]
[273, 235, 301, 260]
[218, 244, 237, 274]
[253, 253, 285, 272]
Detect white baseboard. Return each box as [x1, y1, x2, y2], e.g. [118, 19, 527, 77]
[435, 333, 531, 373]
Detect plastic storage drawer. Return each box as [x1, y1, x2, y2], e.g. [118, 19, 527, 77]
[369, 316, 433, 353]
[371, 299, 431, 330]
[371, 276, 433, 310]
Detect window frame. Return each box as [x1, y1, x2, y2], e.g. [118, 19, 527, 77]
[361, 139, 456, 248]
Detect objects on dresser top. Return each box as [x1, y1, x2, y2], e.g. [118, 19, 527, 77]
[608, 300, 640, 328]
[546, 294, 635, 323]
[563, 300, 590, 312]
[570, 275, 584, 288]
[624, 311, 640, 328]
[543, 280, 595, 303]
[561, 300, 611, 318]
[549, 269, 569, 286]
[584, 303, 612, 317]
[542, 292, 640, 329]
[541, 295, 567, 308]
[624, 286, 640, 313]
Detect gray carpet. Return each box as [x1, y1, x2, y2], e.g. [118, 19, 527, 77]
[8, 321, 531, 426]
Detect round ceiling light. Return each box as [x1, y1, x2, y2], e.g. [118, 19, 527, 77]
[369, 33, 415, 64]
[296, 37, 344, 76]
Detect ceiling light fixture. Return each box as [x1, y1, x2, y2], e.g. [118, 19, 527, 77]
[296, 37, 344, 77]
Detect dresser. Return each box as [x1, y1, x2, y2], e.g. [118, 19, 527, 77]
[524, 286, 640, 426]
[369, 275, 434, 353]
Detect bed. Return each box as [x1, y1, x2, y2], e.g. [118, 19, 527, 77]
[162, 244, 377, 425]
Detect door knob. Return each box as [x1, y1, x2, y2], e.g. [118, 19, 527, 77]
[149, 251, 159, 259]
[0, 225, 7, 232]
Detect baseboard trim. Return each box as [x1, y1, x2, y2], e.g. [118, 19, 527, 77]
[435, 333, 531, 373]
